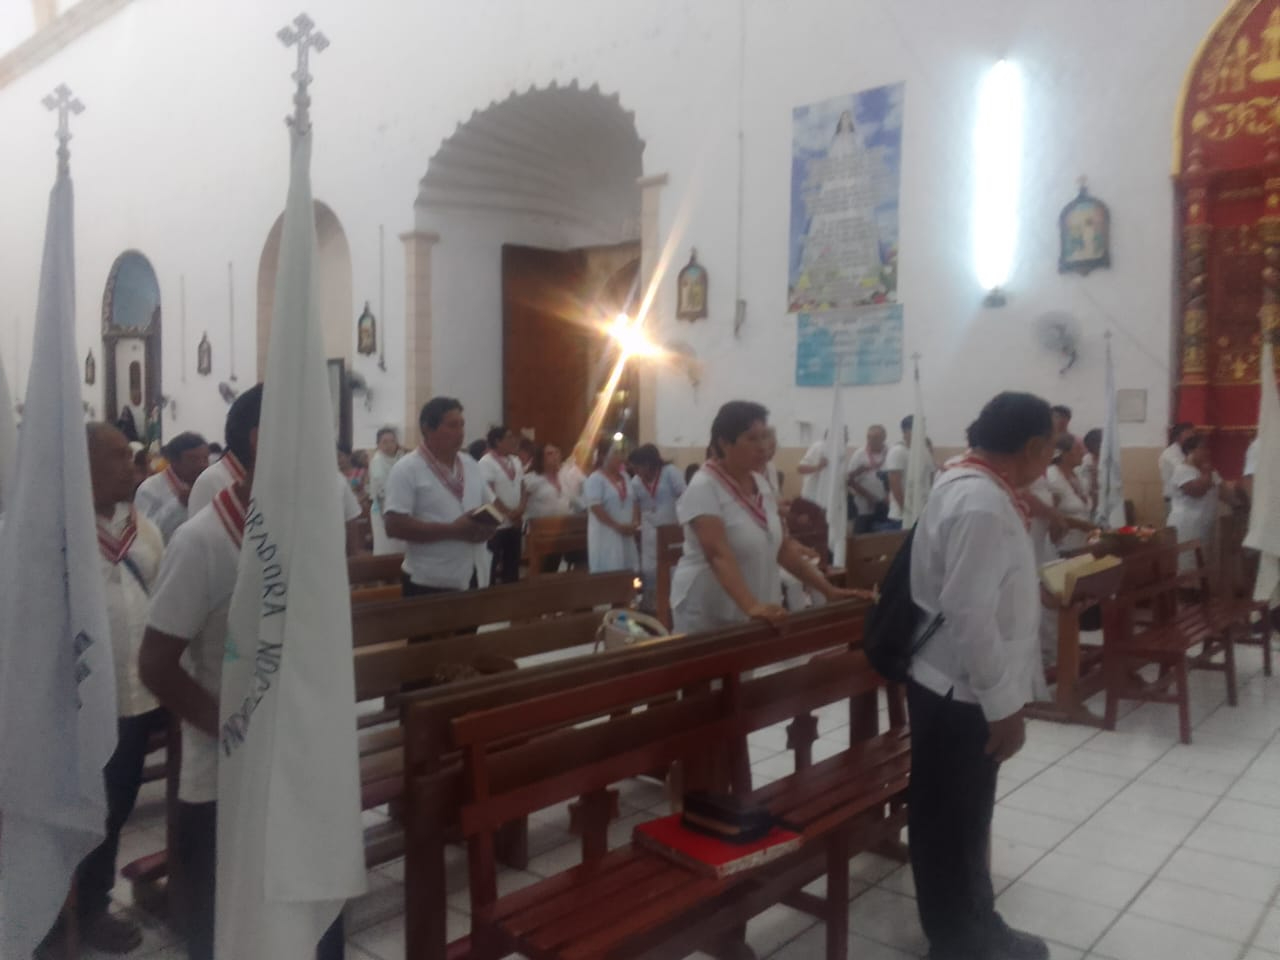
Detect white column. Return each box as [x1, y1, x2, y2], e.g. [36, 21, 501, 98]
[400, 230, 439, 442]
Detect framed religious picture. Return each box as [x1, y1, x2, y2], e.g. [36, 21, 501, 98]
[84, 349, 96, 386]
[197, 332, 212, 376]
[1058, 181, 1111, 276]
[676, 248, 708, 321]
[356, 301, 377, 356]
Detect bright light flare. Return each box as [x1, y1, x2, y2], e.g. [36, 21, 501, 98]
[606, 313, 666, 361]
[973, 59, 1023, 294]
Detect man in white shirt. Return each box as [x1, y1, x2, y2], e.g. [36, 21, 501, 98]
[384, 396, 494, 596]
[139, 385, 342, 960]
[187, 430, 249, 517]
[884, 415, 936, 530]
[907, 392, 1054, 960]
[797, 428, 850, 506]
[40, 424, 166, 956]
[478, 424, 528, 584]
[367, 426, 405, 555]
[134, 431, 209, 542]
[1159, 422, 1195, 508]
[848, 424, 889, 534]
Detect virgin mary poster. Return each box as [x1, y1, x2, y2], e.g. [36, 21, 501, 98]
[788, 84, 903, 314]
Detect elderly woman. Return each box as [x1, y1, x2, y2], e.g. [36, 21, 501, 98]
[1045, 433, 1094, 554]
[670, 401, 868, 634]
[523, 442, 584, 572]
[583, 436, 640, 573]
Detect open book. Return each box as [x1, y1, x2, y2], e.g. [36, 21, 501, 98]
[1040, 554, 1121, 606]
[467, 503, 506, 527]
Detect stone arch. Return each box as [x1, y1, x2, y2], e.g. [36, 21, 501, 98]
[256, 200, 353, 380]
[101, 249, 162, 436]
[402, 80, 653, 442]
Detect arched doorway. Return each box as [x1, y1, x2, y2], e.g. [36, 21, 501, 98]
[257, 200, 354, 443]
[1175, 0, 1280, 476]
[101, 250, 162, 442]
[412, 82, 646, 449]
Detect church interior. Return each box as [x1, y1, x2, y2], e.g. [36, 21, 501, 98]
[7, 1, 1280, 959]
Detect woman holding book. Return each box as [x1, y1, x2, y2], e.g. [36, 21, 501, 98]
[670, 401, 868, 634]
[583, 436, 640, 573]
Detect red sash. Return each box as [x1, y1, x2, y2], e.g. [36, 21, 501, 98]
[212, 486, 248, 548]
[222, 452, 247, 484]
[948, 455, 1031, 530]
[419, 443, 465, 503]
[703, 461, 769, 531]
[642, 471, 661, 501]
[604, 470, 630, 503]
[164, 466, 190, 500]
[97, 505, 138, 565]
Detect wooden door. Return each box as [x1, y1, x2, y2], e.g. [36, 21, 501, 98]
[502, 245, 590, 451]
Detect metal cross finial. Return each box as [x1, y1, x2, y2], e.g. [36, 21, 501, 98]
[277, 12, 328, 132]
[43, 83, 84, 172]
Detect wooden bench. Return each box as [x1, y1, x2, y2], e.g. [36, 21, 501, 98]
[525, 514, 589, 576]
[841, 530, 906, 592]
[450, 622, 905, 960]
[1101, 540, 1242, 743]
[349, 552, 406, 605]
[653, 523, 684, 629]
[400, 602, 889, 960]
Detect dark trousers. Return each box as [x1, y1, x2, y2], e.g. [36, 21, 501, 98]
[488, 526, 523, 584]
[876, 518, 904, 532]
[77, 708, 167, 922]
[907, 680, 1001, 957]
[853, 514, 877, 535]
[539, 549, 588, 574]
[401, 571, 478, 598]
[174, 801, 345, 960]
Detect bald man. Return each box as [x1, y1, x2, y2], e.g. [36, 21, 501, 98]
[38, 424, 166, 957]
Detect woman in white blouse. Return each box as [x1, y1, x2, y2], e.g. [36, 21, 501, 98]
[583, 437, 640, 572]
[906, 391, 1055, 960]
[671, 401, 867, 634]
[1045, 434, 1095, 554]
[523, 442, 585, 572]
[1168, 435, 1234, 570]
[629, 443, 686, 610]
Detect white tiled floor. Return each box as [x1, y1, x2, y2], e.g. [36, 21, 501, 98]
[110, 645, 1280, 959]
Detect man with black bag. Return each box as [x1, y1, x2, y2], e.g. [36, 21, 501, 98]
[864, 392, 1055, 960]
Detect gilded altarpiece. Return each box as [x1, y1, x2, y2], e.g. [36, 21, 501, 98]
[1177, 0, 1280, 475]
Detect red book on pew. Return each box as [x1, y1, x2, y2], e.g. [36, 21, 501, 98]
[633, 814, 801, 879]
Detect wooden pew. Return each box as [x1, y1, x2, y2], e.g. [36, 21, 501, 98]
[653, 523, 684, 629]
[1219, 511, 1273, 676]
[349, 552, 406, 605]
[524, 514, 588, 576]
[842, 530, 906, 591]
[444, 611, 903, 960]
[1100, 540, 1242, 743]
[1027, 562, 1125, 727]
[400, 602, 882, 960]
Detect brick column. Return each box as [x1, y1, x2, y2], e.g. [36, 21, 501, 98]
[400, 230, 439, 442]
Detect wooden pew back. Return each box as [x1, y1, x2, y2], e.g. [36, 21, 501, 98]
[654, 523, 684, 628]
[351, 569, 636, 649]
[525, 514, 588, 576]
[348, 552, 404, 587]
[843, 530, 907, 591]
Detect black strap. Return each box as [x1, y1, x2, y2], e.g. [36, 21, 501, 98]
[119, 552, 150, 597]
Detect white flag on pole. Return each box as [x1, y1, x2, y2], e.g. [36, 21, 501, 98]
[1244, 339, 1280, 601]
[215, 121, 367, 957]
[0, 348, 17, 512]
[823, 381, 849, 566]
[1095, 334, 1126, 529]
[901, 360, 930, 529]
[0, 140, 117, 958]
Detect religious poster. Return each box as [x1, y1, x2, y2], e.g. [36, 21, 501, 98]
[788, 83, 903, 314]
[795, 304, 903, 387]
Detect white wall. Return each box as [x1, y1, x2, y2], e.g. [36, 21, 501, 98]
[0, 0, 1222, 451]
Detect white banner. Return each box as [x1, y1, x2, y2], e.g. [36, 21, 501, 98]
[215, 123, 366, 958]
[0, 159, 117, 958]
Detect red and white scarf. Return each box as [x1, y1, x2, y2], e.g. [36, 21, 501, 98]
[948, 454, 1031, 531]
[164, 466, 190, 500]
[641, 469, 661, 501]
[490, 453, 517, 484]
[221, 451, 247, 485]
[603, 469, 630, 503]
[419, 442, 465, 503]
[703, 460, 769, 531]
[212, 485, 248, 548]
[97, 505, 139, 565]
